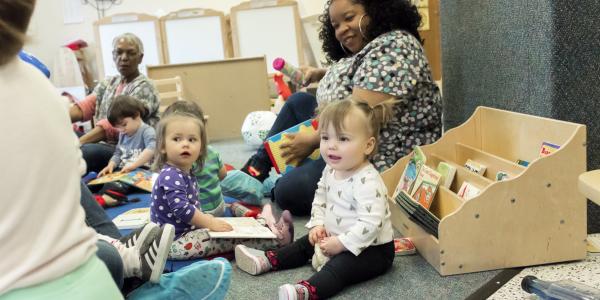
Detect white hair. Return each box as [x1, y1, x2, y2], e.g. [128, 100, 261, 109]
[112, 32, 144, 54]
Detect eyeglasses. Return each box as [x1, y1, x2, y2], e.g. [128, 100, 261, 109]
[112, 49, 139, 58]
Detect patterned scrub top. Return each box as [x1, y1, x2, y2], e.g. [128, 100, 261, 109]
[93, 73, 160, 127]
[316, 30, 442, 171]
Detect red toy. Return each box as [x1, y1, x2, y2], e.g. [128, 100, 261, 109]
[273, 72, 292, 100]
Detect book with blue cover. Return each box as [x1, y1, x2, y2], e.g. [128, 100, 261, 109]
[263, 119, 321, 174]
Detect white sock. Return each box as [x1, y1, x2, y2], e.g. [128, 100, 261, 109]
[97, 234, 141, 278]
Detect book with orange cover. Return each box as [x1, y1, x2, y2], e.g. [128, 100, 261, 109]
[263, 119, 321, 174]
[411, 165, 442, 209]
[88, 169, 157, 193]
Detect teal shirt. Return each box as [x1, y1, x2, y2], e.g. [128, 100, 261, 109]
[193, 146, 225, 215]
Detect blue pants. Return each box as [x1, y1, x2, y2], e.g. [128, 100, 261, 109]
[81, 143, 115, 173]
[80, 181, 121, 239]
[96, 239, 124, 290]
[254, 92, 324, 216]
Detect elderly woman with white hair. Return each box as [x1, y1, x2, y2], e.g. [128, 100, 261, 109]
[70, 33, 160, 173]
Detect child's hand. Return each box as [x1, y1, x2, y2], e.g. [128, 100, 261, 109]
[319, 236, 346, 257]
[280, 131, 316, 164]
[98, 163, 115, 177]
[120, 164, 136, 174]
[309, 225, 327, 246]
[209, 218, 233, 232]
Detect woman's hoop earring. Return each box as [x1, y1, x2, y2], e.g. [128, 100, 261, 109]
[339, 42, 350, 55]
[358, 14, 367, 39]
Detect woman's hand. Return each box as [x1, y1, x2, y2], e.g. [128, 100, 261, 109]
[299, 66, 327, 86]
[319, 236, 346, 257]
[280, 131, 318, 164]
[309, 225, 328, 246]
[208, 218, 233, 232]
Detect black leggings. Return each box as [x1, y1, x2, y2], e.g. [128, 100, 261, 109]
[272, 235, 394, 298]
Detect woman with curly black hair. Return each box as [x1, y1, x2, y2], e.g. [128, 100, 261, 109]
[242, 0, 442, 218]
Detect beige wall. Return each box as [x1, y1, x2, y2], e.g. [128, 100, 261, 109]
[25, 0, 327, 76]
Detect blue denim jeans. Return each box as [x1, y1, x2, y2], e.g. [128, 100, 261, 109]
[80, 181, 121, 239]
[251, 92, 324, 216]
[96, 239, 124, 290]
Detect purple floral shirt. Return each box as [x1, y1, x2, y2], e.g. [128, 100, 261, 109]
[150, 164, 199, 237]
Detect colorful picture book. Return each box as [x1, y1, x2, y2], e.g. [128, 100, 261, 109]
[411, 165, 442, 209]
[437, 162, 456, 189]
[207, 217, 277, 239]
[112, 207, 150, 230]
[394, 146, 426, 198]
[457, 181, 481, 200]
[395, 190, 440, 238]
[496, 171, 510, 181]
[464, 159, 487, 176]
[88, 169, 157, 193]
[394, 237, 416, 256]
[263, 119, 321, 174]
[539, 141, 560, 157]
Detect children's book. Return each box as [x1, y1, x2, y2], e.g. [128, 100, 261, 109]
[539, 141, 560, 157]
[457, 181, 481, 200]
[496, 171, 510, 181]
[464, 159, 487, 176]
[112, 207, 150, 230]
[263, 119, 321, 174]
[394, 237, 416, 256]
[437, 162, 457, 189]
[88, 169, 157, 193]
[393, 146, 427, 198]
[411, 165, 442, 209]
[208, 217, 277, 239]
[395, 190, 439, 238]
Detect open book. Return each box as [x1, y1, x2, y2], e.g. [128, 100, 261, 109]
[112, 207, 150, 230]
[88, 169, 157, 193]
[208, 217, 277, 239]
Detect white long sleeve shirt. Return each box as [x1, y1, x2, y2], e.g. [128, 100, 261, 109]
[0, 58, 97, 294]
[306, 164, 394, 255]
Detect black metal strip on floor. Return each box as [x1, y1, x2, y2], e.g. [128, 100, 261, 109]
[465, 268, 523, 300]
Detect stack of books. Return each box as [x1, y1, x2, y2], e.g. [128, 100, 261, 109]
[395, 190, 440, 238]
[392, 146, 456, 238]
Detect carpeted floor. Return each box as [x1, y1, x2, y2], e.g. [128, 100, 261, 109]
[211, 139, 501, 299]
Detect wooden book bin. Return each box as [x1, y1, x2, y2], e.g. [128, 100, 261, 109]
[381, 106, 587, 275]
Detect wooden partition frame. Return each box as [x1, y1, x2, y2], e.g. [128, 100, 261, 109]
[147, 57, 271, 140]
[301, 14, 326, 68]
[382, 106, 587, 275]
[94, 13, 164, 79]
[160, 8, 231, 64]
[230, 0, 305, 73]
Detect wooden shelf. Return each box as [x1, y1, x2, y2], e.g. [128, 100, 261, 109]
[382, 106, 587, 275]
[455, 142, 526, 181]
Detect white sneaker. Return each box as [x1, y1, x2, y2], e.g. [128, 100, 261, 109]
[278, 284, 309, 300]
[235, 244, 271, 275]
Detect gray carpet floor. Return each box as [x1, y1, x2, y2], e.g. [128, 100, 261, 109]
[211, 139, 500, 300]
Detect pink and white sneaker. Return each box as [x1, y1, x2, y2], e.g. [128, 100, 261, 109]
[278, 284, 309, 300]
[235, 245, 272, 275]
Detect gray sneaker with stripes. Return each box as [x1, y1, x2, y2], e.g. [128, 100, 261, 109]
[139, 224, 175, 283]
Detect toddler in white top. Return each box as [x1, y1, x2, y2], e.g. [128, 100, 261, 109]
[235, 98, 396, 300]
